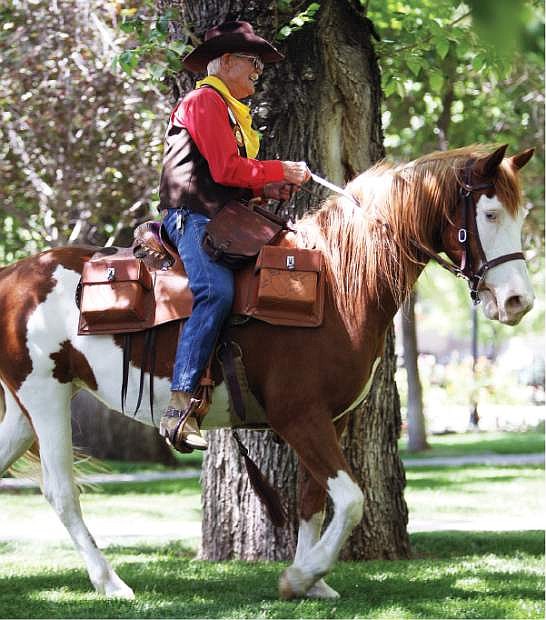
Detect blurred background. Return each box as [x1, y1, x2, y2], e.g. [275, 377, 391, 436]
[0, 0, 543, 456]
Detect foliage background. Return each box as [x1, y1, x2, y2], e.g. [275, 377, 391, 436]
[1, 0, 543, 368]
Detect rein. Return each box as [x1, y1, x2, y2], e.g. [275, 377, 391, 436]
[413, 159, 525, 304]
[308, 171, 360, 207]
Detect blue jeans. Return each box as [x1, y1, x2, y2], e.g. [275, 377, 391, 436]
[162, 208, 234, 392]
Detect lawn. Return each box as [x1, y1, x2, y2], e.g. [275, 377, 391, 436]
[0, 430, 544, 618]
[398, 428, 545, 459]
[0, 532, 542, 618]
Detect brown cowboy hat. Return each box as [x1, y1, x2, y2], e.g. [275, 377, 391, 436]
[183, 21, 284, 73]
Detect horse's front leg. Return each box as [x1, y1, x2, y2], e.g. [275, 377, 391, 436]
[272, 411, 363, 599]
[20, 381, 134, 599]
[294, 464, 339, 599]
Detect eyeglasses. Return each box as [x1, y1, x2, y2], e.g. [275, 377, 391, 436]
[233, 53, 264, 72]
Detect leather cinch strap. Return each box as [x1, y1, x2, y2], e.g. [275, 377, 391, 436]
[217, 339, 247, 423]
[121, 329, 156, 420]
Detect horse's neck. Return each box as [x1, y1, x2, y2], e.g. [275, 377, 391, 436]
[349, 254, 427, 352]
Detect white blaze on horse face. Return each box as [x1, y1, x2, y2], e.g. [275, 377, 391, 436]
[476, 195, 534, 325]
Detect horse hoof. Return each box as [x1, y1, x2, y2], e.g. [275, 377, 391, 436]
[278, 566, 307, 600]
[105, 584, 135, 599]
[305, 579, 340, 599]
[99, 577, 135, 599]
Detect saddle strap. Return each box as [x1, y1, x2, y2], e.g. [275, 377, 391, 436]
[217, 339, 246, 423]
[121, 329, 156, 420]
[232, 431, 286, 528]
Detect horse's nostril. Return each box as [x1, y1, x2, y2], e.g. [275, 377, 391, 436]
[506, 294, 532, 314]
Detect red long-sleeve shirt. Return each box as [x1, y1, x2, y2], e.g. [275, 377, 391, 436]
[169, 87, 285, 194]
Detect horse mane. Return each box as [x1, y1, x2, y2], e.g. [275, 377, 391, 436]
[296, 145, 523, 335]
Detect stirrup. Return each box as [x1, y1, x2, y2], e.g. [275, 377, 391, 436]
[160, 400, 206, 452]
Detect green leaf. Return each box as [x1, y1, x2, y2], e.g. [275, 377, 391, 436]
[118, 50, 138, 76]
[276, 25, 292, 40]
[383, 78, 398, 98]
[472, 54, 486, 72]
[166, 49, 182, 71]
[148, 63, 165, 80]
[436, 37, 449, 59]
[429, 70, 444, 93]
[156, 15, 170, 35]
[277, 0, 293, 12]
[406, 57, 421, 77]
[120, 18, 138, 34]
[169, 40, 188, 56]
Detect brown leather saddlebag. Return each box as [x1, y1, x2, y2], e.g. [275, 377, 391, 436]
[234, 245, 325, 327]
[79, 251, 154, 328]
[203, 200, 286, 269]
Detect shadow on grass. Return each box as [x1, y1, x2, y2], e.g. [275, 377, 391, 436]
[87, 477, 201, 496]
[410, 530, 544, 558]
[1, 532, 543, 619]
[406, 465, 543, 491]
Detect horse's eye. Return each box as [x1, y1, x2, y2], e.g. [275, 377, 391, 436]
[485, 211, 498, 222]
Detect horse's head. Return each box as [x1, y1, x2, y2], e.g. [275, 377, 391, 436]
[441, 145, 535, 325]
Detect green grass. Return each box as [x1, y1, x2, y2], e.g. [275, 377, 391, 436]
[92, 429, 544, 477]
[399, 429, 545, 459]
[1, 463, 544, 618]
[0, 532, 543, 618]
[1, 432, 544, 618]
[405, 464, 544, 527]
[100, 450, 204, 474]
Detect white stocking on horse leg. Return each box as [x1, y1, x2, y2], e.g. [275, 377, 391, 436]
[280, 471, 363, 599]
[22, 384, 134, 598]
[293, 512, 340, 599]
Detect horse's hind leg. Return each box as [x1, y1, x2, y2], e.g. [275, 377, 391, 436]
[21, 382, 134, 599]
[273, 411, 363, 599]
[0, 384, 36, 474]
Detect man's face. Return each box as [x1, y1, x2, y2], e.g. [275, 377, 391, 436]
[223, 53, 264, 99]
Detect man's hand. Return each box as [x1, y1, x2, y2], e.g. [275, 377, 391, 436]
[262, 182, 297, 201]
[281, 161, 311, 186]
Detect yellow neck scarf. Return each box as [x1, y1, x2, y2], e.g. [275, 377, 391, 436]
[196, 75, 260, 158]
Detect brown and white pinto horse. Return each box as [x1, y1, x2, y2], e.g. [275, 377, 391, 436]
[0, 145, 534, 599]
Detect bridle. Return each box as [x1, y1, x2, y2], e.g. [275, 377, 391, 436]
[415, 159, 525, 304]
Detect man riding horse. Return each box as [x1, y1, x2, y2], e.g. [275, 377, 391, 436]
[157, 21, 310, 452]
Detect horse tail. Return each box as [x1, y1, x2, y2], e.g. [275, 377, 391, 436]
[7, 443, 42, 482]
[0, 382, 5, 423]
[7, 442, 109, 491]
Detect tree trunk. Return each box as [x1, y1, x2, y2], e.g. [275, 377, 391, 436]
[160, 0, 410, 560]
[401, 290, 429, 453]
[199, 430, 299, 560]
[71, 390, 176, 465]
[340, 326, 409, 558]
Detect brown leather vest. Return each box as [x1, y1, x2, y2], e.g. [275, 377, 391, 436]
[158, 90, 251, 218]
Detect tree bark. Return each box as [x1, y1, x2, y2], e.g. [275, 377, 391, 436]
[159, 0, 410, 560]
[401, 290, 429, 453]
[71, 392, 176, 465]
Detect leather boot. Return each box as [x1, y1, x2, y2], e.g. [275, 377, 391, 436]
[159, 391, 208, 451]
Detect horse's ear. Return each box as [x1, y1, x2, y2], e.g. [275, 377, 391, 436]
[509, 148, 535, 170]
[474, 144, 508, 178]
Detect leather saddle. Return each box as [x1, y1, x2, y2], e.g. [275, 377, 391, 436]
[77, 221, 325, 336]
